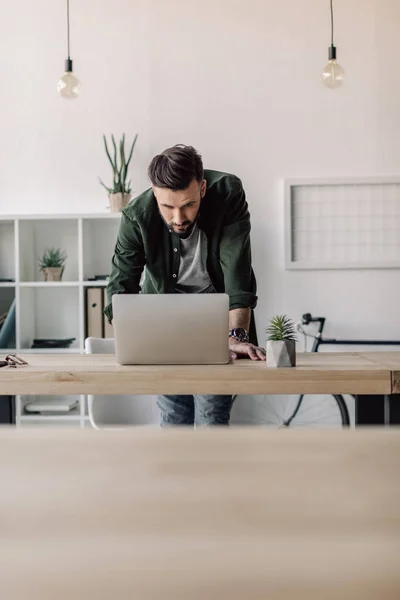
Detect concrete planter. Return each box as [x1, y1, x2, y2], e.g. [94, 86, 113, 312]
[109, 193, 132, 212]
[42, 267, 64, 282]
[266, 340, 296, 368]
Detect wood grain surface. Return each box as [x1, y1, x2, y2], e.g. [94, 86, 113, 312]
[0, 427, 399, 599]
[359, 353, 400, 394]
[0, 351, 398, 395]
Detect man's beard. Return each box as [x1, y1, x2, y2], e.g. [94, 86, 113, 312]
[171, 219, 197, 238]
[160, 213, 199, 238]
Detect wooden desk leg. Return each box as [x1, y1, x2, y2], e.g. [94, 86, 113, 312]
[0, 395, 16, 425]
[355, 395, 385, 426]
[389, 394, 400, 425]
[355, 395, 400, 426]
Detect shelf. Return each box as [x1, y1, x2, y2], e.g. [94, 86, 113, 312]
[81, 213, 121, 219]
[20, 281, 80, 287]
[5, 213, 121, 220]
[20, 416, 88, 427]
[1, 213, 120, 421]
[19, 347, 83, 354]
[20, 411, 90, 422]
[19, 395, 87, 424]
[83, 280, 109, 287]
[20, 282, 107, 287]
[21, 413, 82, 422]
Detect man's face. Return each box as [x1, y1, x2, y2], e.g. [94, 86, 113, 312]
[153, 178, 206, 234]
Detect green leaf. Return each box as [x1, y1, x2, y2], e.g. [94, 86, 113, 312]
[111, 134, 118, 173]
[123, 133, 137, 194]
[120, 135, 126, 190]
[266, 314, 297, 341]
[103, 135, 116, 172]
[125, 133, 138, 172]
[101, 133, 138, 196]
[38, 247, 67, 269]
[98, 177, 112, 194]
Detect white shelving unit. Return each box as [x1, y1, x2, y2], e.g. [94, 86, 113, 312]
[0, 213, 121, 427]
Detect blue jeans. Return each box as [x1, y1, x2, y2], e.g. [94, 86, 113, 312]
[157, 394, 234, 427]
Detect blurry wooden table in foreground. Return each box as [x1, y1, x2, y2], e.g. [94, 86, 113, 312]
[0, 427, 399, 599]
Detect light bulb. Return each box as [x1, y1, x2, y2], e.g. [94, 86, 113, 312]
[322, 59, 344, 89]
[57, 59, 81, 99]
[322, 46, 344, 89]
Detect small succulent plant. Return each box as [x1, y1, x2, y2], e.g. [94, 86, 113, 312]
[266, 315, 297, 342]
[99, 133, 138, 195]
[39, 247, 67, 271]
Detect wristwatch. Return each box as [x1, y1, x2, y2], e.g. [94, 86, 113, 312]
[229, 328, 249, 343]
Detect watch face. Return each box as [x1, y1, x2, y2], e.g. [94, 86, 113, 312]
[232, 328, 247, 341]
[234, 328, 246, 337]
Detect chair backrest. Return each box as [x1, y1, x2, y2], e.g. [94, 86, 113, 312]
[84, 339, 263, 427]
[0, 299, 16, 349]
[85, 337, 115, 354]
[84, 337, 159, 428]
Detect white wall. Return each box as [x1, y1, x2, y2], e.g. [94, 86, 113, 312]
[1, 0, 400, 342]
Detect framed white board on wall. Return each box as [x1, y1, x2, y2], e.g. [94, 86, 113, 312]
[284, 176, 400, 270]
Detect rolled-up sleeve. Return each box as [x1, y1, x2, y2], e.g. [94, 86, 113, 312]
[219, 183, 258, 310]
[103, 211, 145, 323]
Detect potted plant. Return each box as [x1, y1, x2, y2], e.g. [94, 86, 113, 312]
[39, 247, 67, 282]
[99, 133, 138, 212]
[266, 315, 297, 367]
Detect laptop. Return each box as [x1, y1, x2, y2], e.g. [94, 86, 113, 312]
[112, 293, 230, 365]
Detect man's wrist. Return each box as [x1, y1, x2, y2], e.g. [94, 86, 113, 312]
[229, 337, 247, 347]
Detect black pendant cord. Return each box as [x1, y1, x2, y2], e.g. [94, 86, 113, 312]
[65, 0, 73, 72]
[328, 0, 337, 60]
[67, 0, 71, 59]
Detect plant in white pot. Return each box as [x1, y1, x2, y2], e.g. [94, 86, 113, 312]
[266, 315, 297, 368]
[39, 247, 67, 282]
[99, 133, 138, 212]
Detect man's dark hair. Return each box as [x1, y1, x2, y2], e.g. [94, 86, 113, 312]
[148, 144, 204, 191]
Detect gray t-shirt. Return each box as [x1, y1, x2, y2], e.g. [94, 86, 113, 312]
[174, 223, 215, 294]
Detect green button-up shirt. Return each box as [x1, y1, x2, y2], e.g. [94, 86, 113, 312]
[104, 169, 258, 341]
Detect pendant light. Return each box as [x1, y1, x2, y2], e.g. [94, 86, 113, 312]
[322, 0, 344, 89]
[57, 0, 81, 99]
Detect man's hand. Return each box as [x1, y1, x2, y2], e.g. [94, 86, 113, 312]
[229, 339, 266, 361]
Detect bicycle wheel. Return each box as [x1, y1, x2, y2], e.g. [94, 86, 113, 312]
[283, 394, 350, 427]
[230, 394, 350, 428]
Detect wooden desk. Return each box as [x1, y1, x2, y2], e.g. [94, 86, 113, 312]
[0, 428, 399, 599]
[359, 352, 400, 394]
[0, 351, 399, 395]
